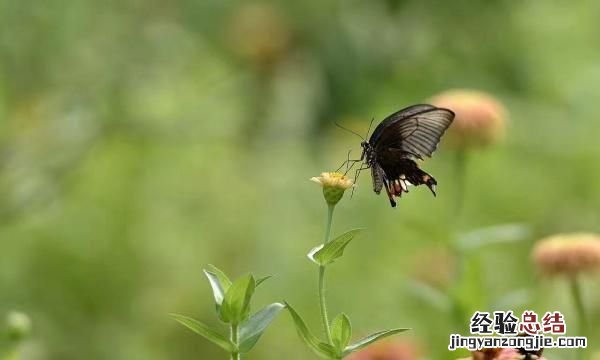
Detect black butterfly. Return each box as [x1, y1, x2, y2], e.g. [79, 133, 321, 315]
[517, 333, 544, 360]
[345, 104, 454, 207]
[518, 347, 544, 360]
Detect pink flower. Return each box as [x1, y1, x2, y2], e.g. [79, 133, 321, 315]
[430, 89, 507, 149]
[532, 232, 600, 277]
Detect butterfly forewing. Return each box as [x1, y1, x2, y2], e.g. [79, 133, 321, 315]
[371, 105, 454, 160]
[369, 104, 437, 144]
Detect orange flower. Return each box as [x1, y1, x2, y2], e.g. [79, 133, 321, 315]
[532, 233, 600, 277]
[430, 89, 507, 149]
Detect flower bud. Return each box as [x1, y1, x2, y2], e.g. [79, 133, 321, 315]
[532, 233, 600, 277]
[430, 89, 507, 150]
[310, 172, 354, 206]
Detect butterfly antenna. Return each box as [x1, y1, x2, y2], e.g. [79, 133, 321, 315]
[365, 117, 375, 138]
[335, 121, 364, 140]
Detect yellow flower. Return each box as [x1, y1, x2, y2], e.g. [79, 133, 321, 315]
[430, 89, 507, 149]
[532, 233, 600, 277]
[311, 172, 354, 206]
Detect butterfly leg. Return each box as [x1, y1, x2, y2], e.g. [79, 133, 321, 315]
[336, 150, 361, 173]
[349, 163, 370, 198]
[335, 159, 356, 173]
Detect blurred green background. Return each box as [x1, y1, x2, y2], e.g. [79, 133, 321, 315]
[1, 0, 599, 359]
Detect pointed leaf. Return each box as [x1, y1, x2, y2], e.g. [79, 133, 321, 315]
[331, 313, 352, 353]
[255, 276, 272, 288]
[238, 303, 285, 353]
[219, 274, 256, 324]
[285, 303, 338, 359]
[343, 328, 410, 356]
[308, 229, 363, 266]
[307, 244, 324, 265]
[204, 270, 226, 305]
[170, 314, 234, 352]
[206, 264, 232, 292]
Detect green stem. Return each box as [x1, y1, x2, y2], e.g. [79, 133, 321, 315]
[230, 323, 240, 360]
[319, 204, 335, 344]
[570, 277, 586, 360]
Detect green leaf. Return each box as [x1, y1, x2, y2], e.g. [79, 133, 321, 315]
[343, 328, 410, 356]
[255, 275, 272, 288]
[204, 270, 226, 305]
[308, 229, 363, 266]
[170, 313, 234, 352]
[285, 303, 338, 359]
[330, 313, 352, 353]
[238, 303, 285, 353]
[206, 264, 232, 292]
[219, 274, 256, 324]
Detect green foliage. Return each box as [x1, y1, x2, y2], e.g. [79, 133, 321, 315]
[342, 328, 410, 357]
[238, 303, 285, 353]
[255, 276, 272, 288]
[330, 313, 352, 354]
[173, 266, 281, 357]
[206, 264, 233, 293]
[170, 314, 234, 352]
[287, 303, 409, 359]
[204, 269, 227, 306]
[285, 303, 337, 359]
[308, 229, 363, 266]
[219, 274, 256, 325]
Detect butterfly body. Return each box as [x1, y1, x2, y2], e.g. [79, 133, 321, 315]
[359, 104, 454, 207]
